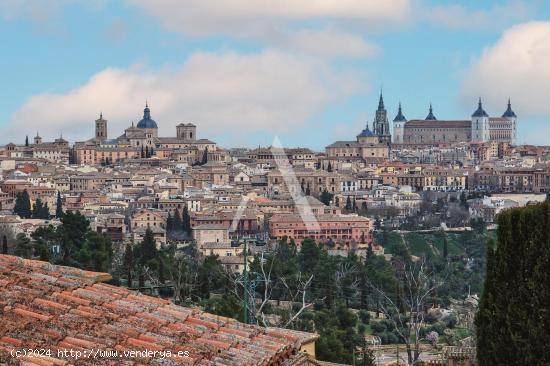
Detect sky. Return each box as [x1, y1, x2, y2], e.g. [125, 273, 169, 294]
[1, 0, 550, 150]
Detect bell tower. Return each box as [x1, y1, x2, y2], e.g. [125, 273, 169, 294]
[95, 113, 108, 141]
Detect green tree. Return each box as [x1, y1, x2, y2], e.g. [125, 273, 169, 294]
[298, 237, 321, 274]
[14, 233, 33, 258]
[13, 190, 32, 219]
[55, 191, 63, 218]
[173, 209, 183, 232]
[201, 147, 208, 165]
[476, 201, 550, 365]
[442, 235, 448, 259]
[77, 232, 113, 272]
[139, 228, 158, 265]
[2, 235, 7, 254]
[123, 243, 135, 287]
[182, 205, 191, 235]
[31, 198, 49, 219]
[327, 162, 333, 172]
[58, 210, 90, 266]
[166, 212, 174, 232]
[320, 190, 333, 206]
[25, 135, 29, 146]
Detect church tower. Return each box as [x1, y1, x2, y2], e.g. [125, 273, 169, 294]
[95, 113, 108, 141]
[372, 92, 391, 144]
[471, 98, 489, 143]
[392, 103, 407, 144]
[502, 99, 517, 145]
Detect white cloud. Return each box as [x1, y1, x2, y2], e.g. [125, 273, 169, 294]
[127, 0, 411, 38]
[461, 21, 550, 120]
[4, 50, 364, 146]
[125, 0, 407, 58]
[275, 29, 380, 59]
[426, 1, 534, 31]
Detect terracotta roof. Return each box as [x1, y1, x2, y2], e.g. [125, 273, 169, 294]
[0, 254, 311, 365]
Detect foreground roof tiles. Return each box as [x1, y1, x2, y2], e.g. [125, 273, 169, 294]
[0, 255, 312, 365]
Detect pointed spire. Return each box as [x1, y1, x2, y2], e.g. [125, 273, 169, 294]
[393, 102, 407, 122]
[100, 111, 103, 119]
[502, 98, 517, 118]
[378, 89, 385, 110]
[472, 97, 489, 117]
[425, 103, 437, 120]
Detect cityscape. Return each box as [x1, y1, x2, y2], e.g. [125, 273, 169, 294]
[1, 1, 550, 366]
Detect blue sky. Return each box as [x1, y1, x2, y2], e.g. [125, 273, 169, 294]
[1, 0, 550, 149]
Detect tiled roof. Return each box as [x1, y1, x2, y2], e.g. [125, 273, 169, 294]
[0, 255, 313, 365]
[405, 120, 471, 128]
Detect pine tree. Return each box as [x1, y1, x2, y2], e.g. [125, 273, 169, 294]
[173, 209, 183, 232]
[166, 212, 174, 232]
[182, 205, 191, 235]
[55, 191, 63, 218]
[201, 147, 208, 165]
[2, 235, 7, 254]
[123, 243, 135, 287]
[141, 145, 145, 158]
[327, 162, 333, 172]
[32, 198, 44, 219]
[25, 135, 29, 147]
[476, 201, 550, 365]
[442, 235, 448, 259]
[139, 228, 158, 265]
[14, 190, 32, 219]
[345, 196, 352, 210]
[13, 233, 33, 258]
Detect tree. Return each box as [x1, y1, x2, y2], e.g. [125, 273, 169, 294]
[13, 190, 32, 219]
[14, 233, 33, 258]
[345, 196, 352, 210]
[139, 228, 158, 265]
[25, 135, 29, 146]
[305, 186, 311, 196]
[327, 162, 333, 172]
[173, 209, 183, 232]
[476, 201, 550, 365]
[123, 243, 135, 287]
[77, 232, 113, 272]
[442, 235, 448, 259]
[166, 212, 174, 232]
[31, 199, 49, 219]
[201, 147, 208, 165]
[2, 235, 7, 254]
[58, 210, 90, 266]
[320, 190, 333, 206]
[182, 205, 191, 235]
[367, 257, 445, 365]
[55, 191, 63, 218]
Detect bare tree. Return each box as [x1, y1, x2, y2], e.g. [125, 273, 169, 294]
[368, 257, 445, 365]
[167, 255, 198, 304]
[223, 252, 315, 328]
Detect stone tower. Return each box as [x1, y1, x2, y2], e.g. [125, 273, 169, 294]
[471, 98, 489, 143]
[176, 123, 197, 141]
[372, 92, 391, 144]
[392, 103, 407, 144]
[502, 99, 517, 145]
[95, 113, 108, 141]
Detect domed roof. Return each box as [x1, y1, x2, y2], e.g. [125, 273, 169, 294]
[136, 103, 158, 129]
[357, 124, 375, 138]
[393, 103, 407, 122]
[472, 98, 489, 118]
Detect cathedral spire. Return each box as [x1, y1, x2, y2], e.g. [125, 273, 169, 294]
[472, 97, 489, 117]
[425, 103, 437, 120]
[393, 102, 407, 122]
[378, 90, 385, 110]
[502, 98, 517, 118]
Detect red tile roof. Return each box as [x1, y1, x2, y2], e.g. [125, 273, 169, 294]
[0, 255, 314, 365]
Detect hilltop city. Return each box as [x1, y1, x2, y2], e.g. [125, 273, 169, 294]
[0, 93, 549, 365]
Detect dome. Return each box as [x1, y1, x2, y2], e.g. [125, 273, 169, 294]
[357, 124, 375, 138]
[136, 103, 158, 129]
[472, 98, 489, 118]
